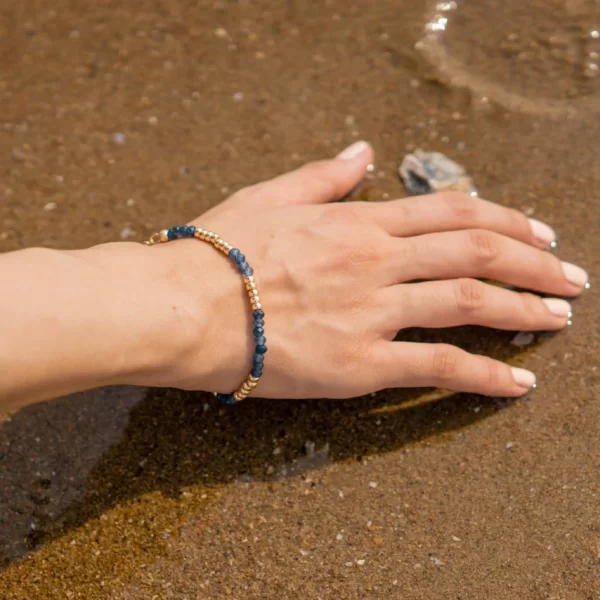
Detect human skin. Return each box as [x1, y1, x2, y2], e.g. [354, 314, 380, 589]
[0, 141, 588, 413]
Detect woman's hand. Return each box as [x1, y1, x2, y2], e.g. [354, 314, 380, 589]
[147, 141, 588, 399]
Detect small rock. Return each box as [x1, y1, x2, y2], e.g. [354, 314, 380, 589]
[336, 533, 343, 541]
[299, 549, 309, 557]
[452, 536, 461, 542]
[215, 27, 228, 38]
[506, 442, 515, 450]
[43, 202, 57, 212]
[120, 226, 134, 240]
[511, 332, 535, 346]
[369, 482, 378, 489]
[345, 562, 353, 568]
[112, 132, 126, 145]
[356, 559, 365, 566]
[233, 92, 244, 102]
[430, 556, 443, 567]
[304, 441, 316, 457]
[148, 116, 158, 125]
[126, 198, 136, 207]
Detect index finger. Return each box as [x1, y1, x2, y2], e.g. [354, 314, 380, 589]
[372, 191, 556, 250]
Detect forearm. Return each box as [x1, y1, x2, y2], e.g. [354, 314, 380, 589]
[0, 242, 215, 412]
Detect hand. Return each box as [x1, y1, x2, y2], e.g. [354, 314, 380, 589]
[147, 141, 588, 399]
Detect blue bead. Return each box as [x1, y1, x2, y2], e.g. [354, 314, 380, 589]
[229, 250, 245, 264]
[184, 225, 195, 237]
[253, 326, 264, 336]
[239, 263, 254, 277]
[253, 354, 264, 366]
[256, 345, 268, 354]
[251, 366, 263, 378]
[216, 393, 237, 405]
[253, 309, 264, 319]
[255, 335, 266, 346]
[167, 229, 176, 240]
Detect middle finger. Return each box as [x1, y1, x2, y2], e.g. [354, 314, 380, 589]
[394, 229, 588, 296]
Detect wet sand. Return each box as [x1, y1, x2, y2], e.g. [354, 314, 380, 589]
[1, 0, 599, 598]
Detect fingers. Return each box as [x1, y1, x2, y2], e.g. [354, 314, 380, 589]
[258, 141, 374, 206]
[395, 229, 588, 296]
[372, 192, 555, 249]
[374, 341, 536, 397]
[381, 278, 572, 331]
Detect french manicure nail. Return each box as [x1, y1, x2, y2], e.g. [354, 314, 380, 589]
[336, 140, 368, 160]
[561, 262, 589, 288]
[511, 367, 537, 389]
[542, 298, 572, 317]
[528, 218, 557, 248]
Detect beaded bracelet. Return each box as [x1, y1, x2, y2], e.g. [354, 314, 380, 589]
[145, 225, 267, 405]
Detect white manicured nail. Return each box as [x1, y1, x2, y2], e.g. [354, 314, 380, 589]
[542, 298, 572, 317]
[561, 262, 589, 288]
[528, 218, 556, 247]
[336, 140, 368, 160]
[511, 367, 536, 389]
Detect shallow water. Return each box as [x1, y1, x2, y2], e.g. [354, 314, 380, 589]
[0, 0, 599, 598]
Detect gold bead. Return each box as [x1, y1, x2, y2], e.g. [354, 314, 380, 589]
[159, 229, 170, 242]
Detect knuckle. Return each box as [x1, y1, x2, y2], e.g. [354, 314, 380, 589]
[303, 161, 338, 199]
[468, 229, 500, 263]
[506, 207, 528, 232]
[430, 344, 461, 381]
[483, 357, 503, 389]
[520, 292, 543, 324]
[442, 191, 478, 220]
[454, 278, 485, 312]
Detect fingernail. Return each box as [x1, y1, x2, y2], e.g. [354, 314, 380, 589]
[561, 262, 589, 288]
[511, 367, 537, 390]
[528, 218, 556, 248]
[542, 298, 572, 317]
[336, 140, 368, 160]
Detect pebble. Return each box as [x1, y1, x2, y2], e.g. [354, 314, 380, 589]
[511, 332, 535, 346]
[369, 482, 378, 489]
[148, 116, 158, 125]
[120, 226, 134, 240]
[345, 562, 353, 568]
[506, 442, 515, 450]
[430, 556, 443, 567]
[43, 202, 57, 212]
[452, 535, 461, 542]
[111, 132, 126, 144]
[233, 92, 244, 102]
[336, 533, 343, 541]
[356, 559, 365, 566]
[126, 198, 136, 207]
[215, 28, 228, 38]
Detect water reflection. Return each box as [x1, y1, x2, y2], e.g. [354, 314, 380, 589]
[417, 0, 600, 115]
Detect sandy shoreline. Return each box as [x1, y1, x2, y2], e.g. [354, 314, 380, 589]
[1, 0, 599, 597]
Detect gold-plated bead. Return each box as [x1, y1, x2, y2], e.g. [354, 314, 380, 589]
[249, 376, 259, 383]
[254, 302, 262, 310]
[159, 229, 170, 242]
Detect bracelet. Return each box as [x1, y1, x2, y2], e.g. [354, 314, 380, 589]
[144, 225, 267, 405]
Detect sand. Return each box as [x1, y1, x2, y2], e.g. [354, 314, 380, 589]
[0, 0, 599, 598]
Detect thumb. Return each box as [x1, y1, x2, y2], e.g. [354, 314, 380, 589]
[265, 141, 374, 206]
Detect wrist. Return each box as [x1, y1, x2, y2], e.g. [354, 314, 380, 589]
[80, 238, 247, 392]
